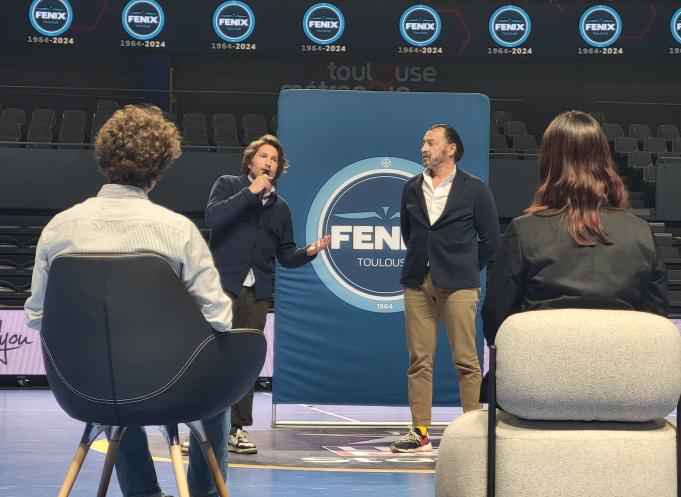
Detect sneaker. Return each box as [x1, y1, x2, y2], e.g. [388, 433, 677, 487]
[390, 427, 432, 453]
[180, 437, 189, 455]
[228, 428, 257, 454]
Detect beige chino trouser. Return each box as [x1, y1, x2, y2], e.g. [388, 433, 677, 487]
[403, 273, 482, 426]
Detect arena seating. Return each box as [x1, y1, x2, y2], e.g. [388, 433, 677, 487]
[1, 101, 680, 315]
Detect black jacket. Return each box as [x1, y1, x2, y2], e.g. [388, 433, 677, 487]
[400, 169, 500, 290]
[481, 209, 669, 345]
[205, 174, 313, 300]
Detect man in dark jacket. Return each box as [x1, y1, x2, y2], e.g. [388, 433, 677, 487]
[391, 124, 499, 453]
[204, 134, 330, 454]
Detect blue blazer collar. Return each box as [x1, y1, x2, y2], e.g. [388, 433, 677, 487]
[410, 169, 470, 226]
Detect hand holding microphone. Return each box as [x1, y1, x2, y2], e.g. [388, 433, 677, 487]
[248, 172, 272, 197]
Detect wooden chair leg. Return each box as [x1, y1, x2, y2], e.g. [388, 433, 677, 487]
[57, 443, 90, 497]
[186, 420, 230, 497]
[161, 424, 190, 497]
[57, 423, 109, 497]
[96, 426, 126, 497]
[199, 441, 230, 497]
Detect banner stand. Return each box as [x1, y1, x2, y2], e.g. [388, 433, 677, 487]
[273, 90, 491, 420]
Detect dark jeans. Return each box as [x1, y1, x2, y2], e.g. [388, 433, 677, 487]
[109, 426, 161, 497]
[110, 409, 229, 497]
[230, 286, 269, 427]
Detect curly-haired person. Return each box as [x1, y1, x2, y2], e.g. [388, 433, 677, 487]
[25, 104, 233, 497]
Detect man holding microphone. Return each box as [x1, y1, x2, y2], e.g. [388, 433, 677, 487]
[201, 134, 330, 454]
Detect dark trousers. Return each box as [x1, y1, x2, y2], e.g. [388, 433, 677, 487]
[230, 286, 270, 427]
[111, 408, 229, 497]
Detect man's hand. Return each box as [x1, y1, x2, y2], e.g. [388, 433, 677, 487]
[306, 235, 331, 256]
[248, 174, 272, 195]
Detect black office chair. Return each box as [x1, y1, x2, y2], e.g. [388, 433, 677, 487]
[41, 254, 266, 497]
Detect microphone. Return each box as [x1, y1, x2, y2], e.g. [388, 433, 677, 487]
[259, 173, 272, 201]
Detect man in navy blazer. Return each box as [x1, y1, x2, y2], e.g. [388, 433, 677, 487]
[204, 134, 330, 455]
[390, 124, 499, 453]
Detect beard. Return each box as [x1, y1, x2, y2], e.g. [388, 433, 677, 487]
[422, 152, 445, 168]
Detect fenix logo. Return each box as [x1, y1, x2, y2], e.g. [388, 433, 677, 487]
[35, 11, 67, 20]
[331, 226, 405, 251]
[219, 18, 249, 26]
[309, 20, 339, 29]
[405, 22, 435, 31]
[495, 22, 525, 32]
[330, 206, 404, 250]
[308, 159, 421, 312]
[128, 15, 158, 24]
[585, 22, 616, 31]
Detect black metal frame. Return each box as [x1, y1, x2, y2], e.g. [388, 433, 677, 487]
[487, 344, 497, 497]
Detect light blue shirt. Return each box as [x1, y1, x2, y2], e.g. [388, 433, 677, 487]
[25, 184, 233, 332]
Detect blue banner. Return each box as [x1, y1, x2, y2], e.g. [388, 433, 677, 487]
[274, 89, 490, 406]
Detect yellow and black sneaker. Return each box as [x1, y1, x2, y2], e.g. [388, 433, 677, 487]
[389, 426, 432, 453]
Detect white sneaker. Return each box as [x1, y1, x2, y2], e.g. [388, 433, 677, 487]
[180, 437, 189, 455]
[228, 428, 257, 454]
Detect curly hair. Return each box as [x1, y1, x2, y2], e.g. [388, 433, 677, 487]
[95, 105, 182, 189]
[240, 134, 290, 180]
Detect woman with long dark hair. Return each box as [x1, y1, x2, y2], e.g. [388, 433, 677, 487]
[482, 110, 668, 345]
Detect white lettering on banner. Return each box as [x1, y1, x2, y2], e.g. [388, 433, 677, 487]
[405, 22, 435, 30]
[676, 22, 681, 30]
[330, 226, 406, 250]
[495, 23, 525, 31]
[356, 257, 405, 267]
[219, 18, 249, 26]
[309, 20, 339, 29]
[128, 15, 159, 24]
[585, 23, 616, 31]
[354, 226, 373, 249]
[36, 11, 67, 20]
[374, 226, 403, 250]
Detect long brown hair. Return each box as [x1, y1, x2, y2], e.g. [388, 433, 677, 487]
[526, 110, 628, 246]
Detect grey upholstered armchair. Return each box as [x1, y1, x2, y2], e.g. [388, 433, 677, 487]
[436, 309, 681, 497]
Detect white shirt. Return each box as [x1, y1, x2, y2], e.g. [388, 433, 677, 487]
[241, 180, 276, 288]
[25, 184, 233, 332]
[421, 166, 457, 225]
